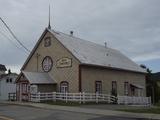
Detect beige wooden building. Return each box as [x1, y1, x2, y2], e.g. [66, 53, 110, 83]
[16, 28, 146, 101]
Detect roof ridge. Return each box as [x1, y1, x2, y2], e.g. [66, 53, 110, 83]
[50, 29, 118, 52]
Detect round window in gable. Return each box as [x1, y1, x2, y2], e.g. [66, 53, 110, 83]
[42, 56, 53, 72]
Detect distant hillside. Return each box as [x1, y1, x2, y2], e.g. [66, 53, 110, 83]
[151, 72, 160, 81]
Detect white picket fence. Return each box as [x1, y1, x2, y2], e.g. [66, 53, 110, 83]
[8, 92, 151, 105]
[117, 95, 151, 106]
[30, 92, 116, 104]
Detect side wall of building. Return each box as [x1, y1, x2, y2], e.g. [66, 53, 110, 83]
[23, 31, 80, 93]
[0, 74, 17, 100]
[81, 66, 146, 96]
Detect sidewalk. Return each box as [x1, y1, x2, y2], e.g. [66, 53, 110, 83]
[1, 101, 160, 120]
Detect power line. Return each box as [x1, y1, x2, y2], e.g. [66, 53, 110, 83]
[0, 30, 29, 54]
[0, 30, 20, 48]
[0, 17, 30, 53]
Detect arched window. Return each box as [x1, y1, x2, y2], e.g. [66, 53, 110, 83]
[60, 81, 69, 93]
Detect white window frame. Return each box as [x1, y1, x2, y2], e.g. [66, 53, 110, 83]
[95, 81, 102, 94]
[60, 81, 69, 93]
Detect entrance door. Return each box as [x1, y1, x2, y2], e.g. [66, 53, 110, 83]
[20, 82, 30, 101]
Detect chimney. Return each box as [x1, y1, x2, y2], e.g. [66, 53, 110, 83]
[70, 31, 73, 36]
[8, 69, 11, 74]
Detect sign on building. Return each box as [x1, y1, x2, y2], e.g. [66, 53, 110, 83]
[56, 57, 72, 68]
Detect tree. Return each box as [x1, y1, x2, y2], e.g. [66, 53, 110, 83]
[140, 64, 155, 104]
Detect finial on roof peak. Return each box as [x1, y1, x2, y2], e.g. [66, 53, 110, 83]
[48, 4, 51, 29]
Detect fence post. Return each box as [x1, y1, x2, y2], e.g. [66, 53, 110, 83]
[125, 96, 128, 105]
[65, 92, 68, 103]
[14, 93, 17, 101]
[149, 96, 151, 106]
[52, 92, 56, 102]
[102, 94, 105, 101]
[30, 93, 32, 102]
[38, 92, 40, 102]
[96, 92, 98, 103]
[73, 93, 75, 101]
[90, 94, 92, 101]
[82, 92, 85, 104]
[79, 92, 81, 104]
[117, 95, 119, 104]
[9, 93, 10, 101]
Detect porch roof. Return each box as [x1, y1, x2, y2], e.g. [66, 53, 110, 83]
[130, 83, 144, 89]
[22, 71, 56, 84]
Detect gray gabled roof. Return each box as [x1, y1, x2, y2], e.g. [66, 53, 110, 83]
[22, 71, 56, 84]
[49, 29, 146, 73]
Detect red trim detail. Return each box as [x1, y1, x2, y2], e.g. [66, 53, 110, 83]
[79, 65, 82, 92]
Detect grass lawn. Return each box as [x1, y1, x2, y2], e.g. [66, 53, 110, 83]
[118, 107, 160, 114]
[42, 100, 81, 106]
[41, 100, 110, 106]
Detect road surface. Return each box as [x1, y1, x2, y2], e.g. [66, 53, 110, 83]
[0, 103, 150, 120]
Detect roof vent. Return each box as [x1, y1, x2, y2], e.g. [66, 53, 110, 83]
[104, 42, 109, 56]
[70, 31, 73, 36]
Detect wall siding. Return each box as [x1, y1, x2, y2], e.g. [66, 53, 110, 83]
[37, 84, 56, 92]
[81, 66, 146, 96]
[24, 32, 80, 93]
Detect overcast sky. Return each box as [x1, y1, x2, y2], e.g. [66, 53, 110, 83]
[0, 0, 160, 73]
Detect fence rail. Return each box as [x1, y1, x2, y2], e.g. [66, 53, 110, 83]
[30, 92, 116, 103]
[8, 92, 151, 105]
[8, 93, 16, 101]
[117, 95, 151, 105]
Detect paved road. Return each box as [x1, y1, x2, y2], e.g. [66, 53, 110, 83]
[0, 103, 149, 120]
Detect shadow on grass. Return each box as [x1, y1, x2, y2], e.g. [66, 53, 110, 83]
[41, 100, 113, 106]
[117, 107, 160, 114]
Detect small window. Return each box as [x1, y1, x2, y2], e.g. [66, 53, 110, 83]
[44, 37, 51, 47]
[10, 78, 12, 83]
[60, 81, 69, 93]
[124, 82, 129, 96]
[95, 81, 102, 94]
[111, 81, 117, 96]
[6, 78, 9, 83]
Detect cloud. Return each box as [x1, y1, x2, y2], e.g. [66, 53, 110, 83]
[0, 0, 159, 72]
[132, 51, 160, 62]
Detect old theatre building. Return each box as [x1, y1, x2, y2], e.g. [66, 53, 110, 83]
[16, 28, 146, 101]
